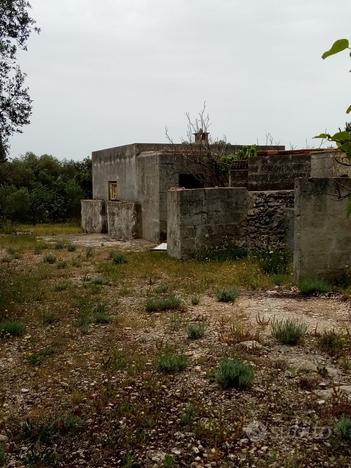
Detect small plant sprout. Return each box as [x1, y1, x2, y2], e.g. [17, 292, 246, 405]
[215, 358, 254, 390]
[271, 319, 307, 345]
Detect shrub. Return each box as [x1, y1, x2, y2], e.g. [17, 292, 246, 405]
[319, 330, 345, 356]
[157, 351, 187, 373]
[216, 287, 240, 303]
[298, 278, 331, 296]
[154, 284, 168, 294]
[56, 261, 67, 269]
[110, 251, 127, 264]
[42, 311, 60, 325]
[67, 244, 76, 252]
[43, 254, 56, 264]
[191, 295, 200, 306]
[54, 241, 65, 250]
[54, 281, 69, 292]
[271, 319, 307, 345]
[145, 295, 182, 312]
[335, 416, 351, 440]
[0, 320, 25, 336]
[215, 358, 254, 389]
[187, 322, 205, 340]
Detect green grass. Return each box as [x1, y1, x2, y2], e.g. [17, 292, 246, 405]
[187, 322, 205, 340]
[56, 261, 67, 269]
[110, 251, 127, 264]
[215, 358, 254, 390]
[157, 351, 187, 373]
[0, 442, 6, 466]
[272, 319, 307, 345]
[298, 278, 332, 296]
[43, 254, 56, 264]
[145, 295, 182, 312]
[27, 347, 55, 366]
[0, 320, 26, 336]
[93, 304, 112, 324]
[14, 223, 81, 236]
[216, 287, 240, 303]
[42, 311, 60, 325]
[180, 404, 196, 426]
[191, 295, 200, 305]
[335, 416, 351, 440]
[318, 330, 345, 356]
[254, 249, 290, 275]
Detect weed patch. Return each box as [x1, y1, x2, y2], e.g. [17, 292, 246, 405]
[157, 351, 187, 373]
[187, 322, 205, 340]
[272, 319, 307, 345]
[43, 254, 56, 264]
[215, 358, 254, 389]
[299, 278, 332, 296]
[0, 320, 25, 336]
[111, 251, 127, 264]
[318, 330, 345, 356]
[216, 287, 239, 303]
[145, 295, 182, 312]
[335, 416, 351, 440]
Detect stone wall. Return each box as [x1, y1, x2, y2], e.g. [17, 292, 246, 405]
[81, 200, 107, 233]
[107, 201, 141, 241]
[248, 152, 311, 191]
[310, 151, 351, 178]
[294, 178, 351, 282]
[247, 191, 295, 251]
[167, 188, 248, 259]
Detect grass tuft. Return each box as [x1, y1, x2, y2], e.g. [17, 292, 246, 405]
[110, 251, 127, 264]
[215, 358, 254, 389]
[0, 320, 26, 337]
[216, 287, 240, 303]
[187, 322, 205, 340]
[335, 416, 351, 440]
[299, 278, 332, 296]
[191, 295, 200, 306]
[145, 295, 182, 312]
[272, 319, 307, 345]
[318, 330, 345, 356]
[157, 351, 187, 373]
[43, 254, 56, 264]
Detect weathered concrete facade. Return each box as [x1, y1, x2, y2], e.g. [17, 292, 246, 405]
[107, 201, 141, 241]
[81, 200, 107, 233]
[294, 177, 351, 282]
[310, 150, 351, 178]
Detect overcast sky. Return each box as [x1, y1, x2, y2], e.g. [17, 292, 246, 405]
[9, 0, 351, 160]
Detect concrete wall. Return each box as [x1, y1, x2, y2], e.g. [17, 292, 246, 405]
[310, 151, 351, 178]
[81, 200, 107, 233]
[107, 201, 141, 241]
[247, 190, 295, 251]
[167, 187, 248, 259]
[248, 153, 311, 191]
[294, 178, 351, 282]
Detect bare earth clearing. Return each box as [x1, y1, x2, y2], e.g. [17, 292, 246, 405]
[0, 233, 351, 467]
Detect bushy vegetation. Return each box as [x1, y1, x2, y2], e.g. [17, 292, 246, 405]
[215, 358, 254, 389]
[145, 295, 182, 312]
[271, 319, 307, 345]
[318, 330, 345, 356]
[187, 322, 205, 340]
[0, 319, 26, 336]
[0, 153, 91, 225]
[254, 249, 290, 275]
[335, 416, 351, 440]
[216, 287, 240, 303]
[110, 251, 127, 264]
[157, 351, 187, 373]
[299, 278, 332, 296]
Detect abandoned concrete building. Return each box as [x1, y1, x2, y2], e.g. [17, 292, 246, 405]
[81, 140, 351, 282]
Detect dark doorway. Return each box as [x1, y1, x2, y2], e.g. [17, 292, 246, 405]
[178, 174, 204, 189]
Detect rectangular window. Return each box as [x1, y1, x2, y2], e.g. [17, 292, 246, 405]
[108, 181, 118, 200]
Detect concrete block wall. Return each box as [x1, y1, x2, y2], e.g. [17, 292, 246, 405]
[81, 200, 107, 233]
[294, 178, 351, 282]
[167, 187, 248, 259]
[247, 190, 295, 251]
[248, 153, 311, 191]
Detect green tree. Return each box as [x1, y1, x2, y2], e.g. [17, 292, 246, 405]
[0, 0, 39, 161]
[315, 39, 351, 157]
